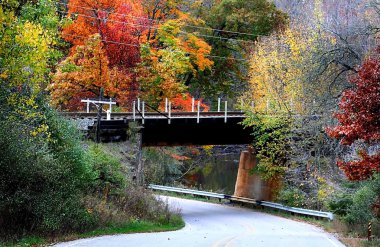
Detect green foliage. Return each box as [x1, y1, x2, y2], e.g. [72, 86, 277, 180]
[0, 109, 96, 237]
[78, 218, 184, 239]
[328, 193, 354, 217]
[243, 113, 290, 180]
[277, 187, 306, 207]
[207, 0, 287, 40]
[327, 175, 380, 225]
[88, 144, 127, 195]
[0, 2, 98, 237]
[344, 175, 380, 224]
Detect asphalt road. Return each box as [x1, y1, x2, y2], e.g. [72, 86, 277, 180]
[55, 196, 345, 247]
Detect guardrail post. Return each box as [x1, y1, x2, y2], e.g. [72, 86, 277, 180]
[240, 99, 243, 113]
[192, 98, 195, 112]
[224, 101, 227, 123]
[165, 98, 168, 112]
[142, 101, 145, 125]
[368, 221, 373, 242]
[218, 98, 221, 112]
[133, 101, 136, 121]
[137, 98, 140, 111]
[109, 98, 113, 113]
[197, 101, 200, 123]
[168, 102, 172, 124]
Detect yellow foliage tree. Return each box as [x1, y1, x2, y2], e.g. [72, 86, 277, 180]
[245, 24, 336, 115]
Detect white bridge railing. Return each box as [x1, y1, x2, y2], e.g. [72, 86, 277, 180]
[79, 97, 250, 124]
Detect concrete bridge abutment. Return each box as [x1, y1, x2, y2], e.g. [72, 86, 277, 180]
[234, 147, 280, 201]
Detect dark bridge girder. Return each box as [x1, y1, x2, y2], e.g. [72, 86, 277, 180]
[141, 117, 252, 146]
[63, 112, 253, 146]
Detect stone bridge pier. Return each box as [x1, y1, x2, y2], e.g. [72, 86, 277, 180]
[234, 147, 280, 201]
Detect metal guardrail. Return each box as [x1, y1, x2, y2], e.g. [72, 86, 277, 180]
[149, 184, 225, 199]
[148, 184, 334, 220]
[257, 201, 334, 220]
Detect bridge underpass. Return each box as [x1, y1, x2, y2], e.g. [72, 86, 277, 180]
[63, 111, 278, 201]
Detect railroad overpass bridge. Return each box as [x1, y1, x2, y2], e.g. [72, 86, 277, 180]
[63, 107, 276, 201]
[63, 111, 253, 146]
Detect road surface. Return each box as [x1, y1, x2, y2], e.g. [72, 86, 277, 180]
[55, 196, 345, 247]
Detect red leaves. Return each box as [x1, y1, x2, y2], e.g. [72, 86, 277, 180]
[166, 93, 209, 112]
[337, 151, 380, 181]
[328, 46, 380, 180]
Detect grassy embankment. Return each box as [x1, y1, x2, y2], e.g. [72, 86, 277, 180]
[1, 216, 184, 247]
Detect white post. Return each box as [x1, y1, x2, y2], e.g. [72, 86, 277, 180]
[133, 101, 136, 121]
[224, 101, 228, 123]
[109, 98, 112, 113]
[165, 98, 168, 112]
[192, 98, 195, 112]
[86, 98, 90, 113]
[142, 101, 145, 124]
[168, 102, 171, 124]
[106, 109, 111, 120]
[137, 98, 140, 111]
[218, 98, 221, 112]
[197, 101, 200, 124]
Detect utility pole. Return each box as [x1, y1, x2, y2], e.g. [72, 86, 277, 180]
[96, 88, 104, 143]
[137, 129, 144, 186]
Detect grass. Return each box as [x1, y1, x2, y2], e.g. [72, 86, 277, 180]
[1, 216, 185, 247]
[78, 217, 185, 239]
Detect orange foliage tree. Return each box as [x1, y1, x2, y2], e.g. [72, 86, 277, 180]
[49, 34, 133, 110]
[62, 0, 147, 67]
[53, 0, 151, 108]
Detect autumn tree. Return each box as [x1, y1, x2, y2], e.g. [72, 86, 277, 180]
[49, 34, 133, 110]
[138, 18, 213, 105]
[62, 0, 147, 67]
[327, 46, 380, 181]
[141, 0, 184, 41]
[188, 0, 288, 99]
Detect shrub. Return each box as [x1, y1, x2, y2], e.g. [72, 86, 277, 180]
[0, 109, 96, 238]
[277, 186, 306, 207]
[87, 144, 127, 197]
[344, 174, 380, 225]
[327, 193, 353, 216]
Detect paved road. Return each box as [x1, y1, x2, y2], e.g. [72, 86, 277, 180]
[55, 196, 345, 247]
